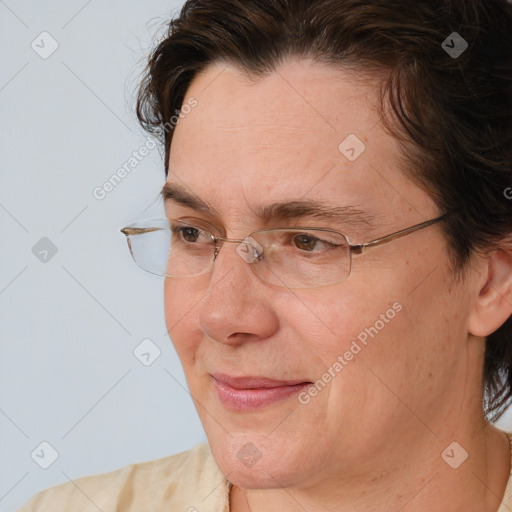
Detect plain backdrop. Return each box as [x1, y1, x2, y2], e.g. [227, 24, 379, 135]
[1, 1, 511, 511]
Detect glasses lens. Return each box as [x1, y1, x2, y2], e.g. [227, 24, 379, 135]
[250, 229, 351, 288]
[124, 219, 215, 277]
[124, 220, 170, 276]
[123, 220, 351, 288]
[167, 220, 215, 276]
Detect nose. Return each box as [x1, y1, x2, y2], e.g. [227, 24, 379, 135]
[197, 238, 279, 346]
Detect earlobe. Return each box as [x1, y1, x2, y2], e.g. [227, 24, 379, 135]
[468, 248, 512, 338]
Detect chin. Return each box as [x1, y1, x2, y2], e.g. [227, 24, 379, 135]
[206, 430, 307, 490]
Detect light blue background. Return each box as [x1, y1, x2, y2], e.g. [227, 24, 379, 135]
[1, 1, 511, 510]
[1, 2, 208, 510]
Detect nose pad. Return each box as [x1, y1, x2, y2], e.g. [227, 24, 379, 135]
[235, 236, 264, 264]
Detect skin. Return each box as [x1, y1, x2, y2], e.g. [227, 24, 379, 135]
[163, 59, 512, 511]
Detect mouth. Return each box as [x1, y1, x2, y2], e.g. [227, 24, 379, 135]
[210, 373, 312, 411]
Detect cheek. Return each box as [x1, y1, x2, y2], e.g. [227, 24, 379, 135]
[284, 286, 404, 367]
[288, 264, 464, 400]
[164, 278, 203, 365]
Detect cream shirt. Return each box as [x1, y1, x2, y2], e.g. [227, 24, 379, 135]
[18, 433, 512, 511]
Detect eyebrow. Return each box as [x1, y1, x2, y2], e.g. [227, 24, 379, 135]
[161, 182, 375, 229]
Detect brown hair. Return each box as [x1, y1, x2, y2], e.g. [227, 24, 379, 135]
[136, 0, 512, 419]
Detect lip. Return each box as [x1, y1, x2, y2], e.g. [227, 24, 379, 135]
[211, 373, 311, 411]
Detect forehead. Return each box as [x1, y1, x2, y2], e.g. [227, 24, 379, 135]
[168, 59, 434, 228]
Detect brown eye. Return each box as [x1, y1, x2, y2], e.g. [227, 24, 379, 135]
[291, 232, 341, 253]
[180, 227, 200, 243]
[293, 234, 320, 252]
[170, 224, 211, 244]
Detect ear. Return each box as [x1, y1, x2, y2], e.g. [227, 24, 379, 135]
[468, 248, 512, 337]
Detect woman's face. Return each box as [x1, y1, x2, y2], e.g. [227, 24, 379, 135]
[163, 59, 479, 490]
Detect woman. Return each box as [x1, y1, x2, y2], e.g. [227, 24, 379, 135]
[20, 0, 512, 510]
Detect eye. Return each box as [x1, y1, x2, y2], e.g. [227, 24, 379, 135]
[292, 233, 335, 252]
[180, 226, 201, 243]
[170, 223, 213, 244]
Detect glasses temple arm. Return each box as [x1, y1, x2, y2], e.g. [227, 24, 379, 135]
[120, 227, 163, 236]
[349, 213, 450, 256]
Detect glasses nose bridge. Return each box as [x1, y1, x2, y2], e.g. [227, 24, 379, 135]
[212, 235, 264, 266]
[217, 236, 246, 244]
[212, 235, 251, 258]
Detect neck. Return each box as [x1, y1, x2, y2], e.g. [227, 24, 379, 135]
[230, 424, 511, 512]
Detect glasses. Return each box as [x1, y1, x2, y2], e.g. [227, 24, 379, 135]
[120, 213, 450, 289]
